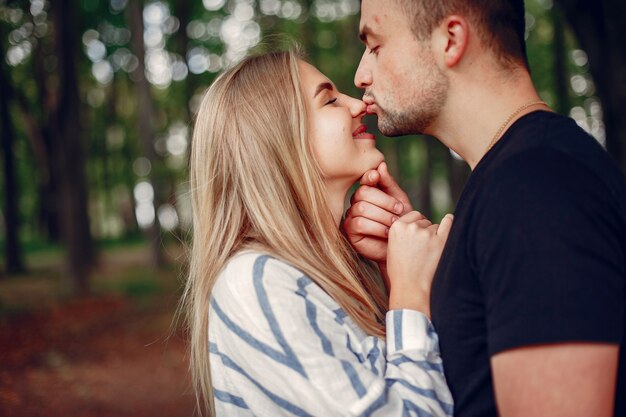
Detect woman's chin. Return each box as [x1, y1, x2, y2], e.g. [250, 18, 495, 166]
[348, 159, 385, 186]
[369, 155, 385, 172]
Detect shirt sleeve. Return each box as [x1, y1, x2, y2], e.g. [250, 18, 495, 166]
[473, 148, 625, 356]
[208, 254, 453, 417]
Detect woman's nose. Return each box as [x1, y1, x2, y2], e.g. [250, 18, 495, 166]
[342, 94, 367, 118]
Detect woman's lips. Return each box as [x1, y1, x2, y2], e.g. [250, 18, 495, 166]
[352, 124, 376, 140]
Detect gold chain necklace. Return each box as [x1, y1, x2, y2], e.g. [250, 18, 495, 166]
[485, 100, 547, 154]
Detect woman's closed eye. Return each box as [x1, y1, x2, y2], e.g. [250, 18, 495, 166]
[325, 97, 338, 106]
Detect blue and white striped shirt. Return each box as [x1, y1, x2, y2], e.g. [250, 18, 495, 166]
[209, 251, 453, 416]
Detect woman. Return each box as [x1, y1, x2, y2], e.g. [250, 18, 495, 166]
[184, 49, 454, 416]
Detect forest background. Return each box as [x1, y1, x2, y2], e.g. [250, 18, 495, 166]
[0, 0, 625, 416]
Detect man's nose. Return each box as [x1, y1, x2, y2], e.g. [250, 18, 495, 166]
[354, 53, 372, 89]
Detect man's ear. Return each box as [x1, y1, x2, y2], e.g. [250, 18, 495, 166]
[432, 15, 469, 68]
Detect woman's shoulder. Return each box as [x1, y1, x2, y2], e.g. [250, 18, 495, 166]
[212, 250, 305, 301]
[212, 250, 343, 317]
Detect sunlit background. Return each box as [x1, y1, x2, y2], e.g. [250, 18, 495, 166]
[0, 0, 623, 415]
[0, 0, 609, 247]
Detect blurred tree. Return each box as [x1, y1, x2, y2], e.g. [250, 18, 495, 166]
[417, 137, 435, 220]
[0, 29, 25, 274]
[23, 13, 61, 243]
[301, 0, 316, 64]
[50, 0, 96, 293]
[445, 152, 469, 206]
[551, 5, 570, 115]
[128, 0, 165, 268]
[170, 0, 193, 122]
[2, 0, 625, 281]
[556, 0, 626, 171]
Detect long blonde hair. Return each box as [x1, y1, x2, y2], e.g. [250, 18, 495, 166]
[183, 50, 388, 416]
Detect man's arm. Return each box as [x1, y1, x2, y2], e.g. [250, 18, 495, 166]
[491, 343, 619, 417]
[476, 149, 624, 417]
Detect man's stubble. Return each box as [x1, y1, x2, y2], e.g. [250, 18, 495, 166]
[375, 55, 449, 137]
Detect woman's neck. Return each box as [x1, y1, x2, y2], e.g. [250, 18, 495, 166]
[325, 180, 352, 228]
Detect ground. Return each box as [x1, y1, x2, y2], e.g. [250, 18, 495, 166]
[0, 244, 196, 417]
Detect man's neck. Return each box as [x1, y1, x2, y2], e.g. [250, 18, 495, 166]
[429, 68, 546, 170]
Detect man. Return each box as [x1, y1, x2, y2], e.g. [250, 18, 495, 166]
[343, 1, 626, 416]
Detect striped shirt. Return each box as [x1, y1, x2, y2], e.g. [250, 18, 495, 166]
[209, 251, 453, 416]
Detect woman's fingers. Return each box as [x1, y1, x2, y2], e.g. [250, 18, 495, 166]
[437, 213, 454, 238]
[397, 210, 428, 224]
[396, 211, 452, 239]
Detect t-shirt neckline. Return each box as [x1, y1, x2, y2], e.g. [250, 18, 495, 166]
[474, 109, 553, 173]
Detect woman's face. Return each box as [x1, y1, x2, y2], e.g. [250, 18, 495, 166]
[299, 61, 384, 185]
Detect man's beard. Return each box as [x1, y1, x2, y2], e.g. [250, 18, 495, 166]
[378, 105, 435, 136]
[372, 69, 449, 137]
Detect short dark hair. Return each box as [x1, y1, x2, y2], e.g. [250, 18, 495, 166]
[395, 0, 529, 70]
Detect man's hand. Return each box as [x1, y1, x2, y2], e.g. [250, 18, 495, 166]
[343, 162, 421, 263]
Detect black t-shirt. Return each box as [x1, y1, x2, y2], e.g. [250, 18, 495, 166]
[431, 111, 626, 417]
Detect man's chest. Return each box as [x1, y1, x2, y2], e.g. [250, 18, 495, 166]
[431, 216, 497, 415]
[431, 222, 487, 357]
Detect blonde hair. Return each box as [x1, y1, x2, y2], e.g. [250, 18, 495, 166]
[183, 50, 388, 416]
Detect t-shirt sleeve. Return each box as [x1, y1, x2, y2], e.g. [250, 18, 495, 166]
[473, 148, 625, 356]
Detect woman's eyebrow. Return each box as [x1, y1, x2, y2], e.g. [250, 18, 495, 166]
[313, 82, 334, 98]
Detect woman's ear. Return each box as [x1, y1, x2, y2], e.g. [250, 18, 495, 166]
[431, 15, 469, 69]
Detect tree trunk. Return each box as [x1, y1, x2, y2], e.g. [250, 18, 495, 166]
[384, 139, 401, 180]
[0, 39, 25, 275]
[301, 0, 317, 65]
[50, 0, 96, 294]
[14, 88, 61, 243]
[557, 0, 626, 173]
[102, 82, 114, 222]
[31, 33, 61, 242]
[128, 0, 165, 268]
[172, 0, 194, 122]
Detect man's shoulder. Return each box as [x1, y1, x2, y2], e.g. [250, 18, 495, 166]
[509, 110, 591, 143]
[485, 146, 607, 199]
[506, 112, 618, 174]
[486, 114, 626, 202]
[471, 142, 626, 229]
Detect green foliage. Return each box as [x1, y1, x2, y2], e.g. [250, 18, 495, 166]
[120, 276, 161, 299]
[0, 0, 606, 261]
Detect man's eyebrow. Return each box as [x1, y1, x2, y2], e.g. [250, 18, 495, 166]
[313, 82, 334, 98]
[359, 24, 373, 43]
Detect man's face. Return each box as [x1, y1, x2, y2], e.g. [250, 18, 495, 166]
[355, 0, 449, 137]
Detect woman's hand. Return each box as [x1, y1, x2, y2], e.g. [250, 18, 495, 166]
[386, 211, 454, 318]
